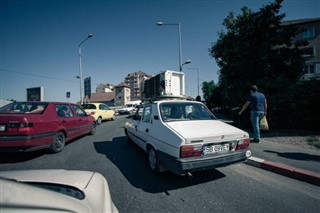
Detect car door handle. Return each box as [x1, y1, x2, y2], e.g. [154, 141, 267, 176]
[145, 128, 149, 133]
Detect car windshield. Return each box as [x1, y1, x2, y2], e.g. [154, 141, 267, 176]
[82, 104, 96, 110]
[160, 102, 216, 122]
[28, 182, 85, 200]
[0, 102, 48, 114]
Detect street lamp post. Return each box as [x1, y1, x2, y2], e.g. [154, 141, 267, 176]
[157, 21, 186, 72]
[188, 67, 200, 97]
[78, 33, 93, 104]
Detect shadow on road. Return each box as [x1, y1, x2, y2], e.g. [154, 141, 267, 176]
[264, 150, 320, 162]
[94, 136, 226, 193]
[0, 150, 47, 163]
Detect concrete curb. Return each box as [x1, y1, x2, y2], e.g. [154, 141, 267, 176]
[246, 156, 320, 187]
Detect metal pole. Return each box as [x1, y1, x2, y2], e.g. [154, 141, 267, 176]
[78, 34, 93, 105]
[79, 47, 83, 104]
[157, 22, 183, 72]
[178, 23, 182, 72]
[197, 69, 199, 96]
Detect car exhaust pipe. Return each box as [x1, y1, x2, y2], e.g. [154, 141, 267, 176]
[187, 172, 193, 179]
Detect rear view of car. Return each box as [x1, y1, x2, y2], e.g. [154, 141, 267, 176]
[125, 100, 251, 177]
[82, 103, 115, 125]
[0, 102, 96, 153]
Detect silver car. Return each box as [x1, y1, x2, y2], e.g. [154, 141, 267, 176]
[0, 169, 118, 213]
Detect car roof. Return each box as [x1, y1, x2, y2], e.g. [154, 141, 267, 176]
[153, 99, 202, 104]
[6, 101, 77, 105]
[83, 103, 107, 106]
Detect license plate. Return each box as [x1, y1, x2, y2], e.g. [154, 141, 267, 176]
[203, 144, 230, 155]
[0, 125, 5, 132]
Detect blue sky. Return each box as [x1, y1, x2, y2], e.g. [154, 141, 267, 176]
[1, 0, 319, 103]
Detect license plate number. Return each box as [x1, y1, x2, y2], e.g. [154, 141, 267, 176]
[203, 144, 230, 155]
[0, 125, 5, 132]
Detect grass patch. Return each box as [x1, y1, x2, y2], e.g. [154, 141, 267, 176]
[306, 136, 320, 149]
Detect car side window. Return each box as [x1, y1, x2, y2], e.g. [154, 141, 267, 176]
[100, 104, 110, 110]
[56, 104, 74, 117]
[72, 105, 86, 116]
[141, 105, 152, 123]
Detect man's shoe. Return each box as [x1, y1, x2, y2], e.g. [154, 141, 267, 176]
[251, 138, 260, 143]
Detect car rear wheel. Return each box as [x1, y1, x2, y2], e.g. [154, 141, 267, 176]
[148, 147, 161, 173]
[49, 132, 65, 153]
[90, 122, 96, 135]
[97, 117, 102, 125]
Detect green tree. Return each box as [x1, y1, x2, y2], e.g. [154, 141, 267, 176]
[208, 0, 309, 129]
[209, 0, 305, 108]
[201, 80, 216, 110]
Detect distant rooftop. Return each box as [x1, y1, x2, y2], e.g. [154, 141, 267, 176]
[282, 18, 320, 26]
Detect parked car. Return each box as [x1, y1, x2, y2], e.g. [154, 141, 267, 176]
[118, 104, 137, 115]
[81, 103, 115, 125]
[125, 100, 251, 177]
[0, 101, 96, 153]
[0, 169, 118, 213]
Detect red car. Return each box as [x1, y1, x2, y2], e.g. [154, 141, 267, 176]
[0, 101, 96, 153]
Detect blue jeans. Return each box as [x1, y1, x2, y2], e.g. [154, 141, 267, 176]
[250, 111, 265, 139]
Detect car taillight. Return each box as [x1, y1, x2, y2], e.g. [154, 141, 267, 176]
[6, 123, 33, 133]
[180, 145, 202, 158]
[90, 112, 96, 115]
[236, 138, 250, 150]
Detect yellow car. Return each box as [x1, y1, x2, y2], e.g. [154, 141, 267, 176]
[82, 103, 115, 125]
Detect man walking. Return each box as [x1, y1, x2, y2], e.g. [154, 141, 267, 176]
[238, 85, 267, 143]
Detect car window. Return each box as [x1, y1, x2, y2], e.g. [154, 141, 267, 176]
[82, 104, 96, 110]
[23, 182, 85, 200]
[72, 105, 87, 116]
[100, 104, 110, 110]
[141, 105, 152, 123]
[56, 104, 74, 117]
[160, 102, 216, 122]
[0, 102, 48, 114]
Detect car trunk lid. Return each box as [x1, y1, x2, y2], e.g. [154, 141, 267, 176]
[166, 120, 248, 144]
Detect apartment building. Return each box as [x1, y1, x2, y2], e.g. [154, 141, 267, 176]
[282, 18, 320, 80]
[124, 71, 151, 100]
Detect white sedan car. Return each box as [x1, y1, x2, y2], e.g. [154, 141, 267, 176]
[125, 100, 251, 177]
[0, 169, 118, 213]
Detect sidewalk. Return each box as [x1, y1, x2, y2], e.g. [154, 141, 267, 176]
[246, 137, 320, 186]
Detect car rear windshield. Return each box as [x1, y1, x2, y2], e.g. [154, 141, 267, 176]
[160, 102, 216, 122]
[0, 102, 48, 114]
[82, 104, 96, 109]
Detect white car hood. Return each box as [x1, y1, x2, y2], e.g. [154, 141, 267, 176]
[165, 120, 248, 142]
[0, 169, 94, 190]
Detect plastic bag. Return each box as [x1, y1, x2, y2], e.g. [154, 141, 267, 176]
[260, 115, 269, 130]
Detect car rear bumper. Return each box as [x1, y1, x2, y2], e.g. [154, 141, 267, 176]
[158, 149, 250, 175]
[0, 134, 54, 152]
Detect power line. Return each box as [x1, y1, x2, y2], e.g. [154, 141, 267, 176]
[0, 69, 78, 83]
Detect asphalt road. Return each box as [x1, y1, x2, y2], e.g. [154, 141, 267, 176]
[0, 116, 319, 213]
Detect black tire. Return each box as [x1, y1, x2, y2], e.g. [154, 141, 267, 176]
[90, 122, 96, 135]
[97, 117, 102, 125]
[125, 129, 132, 144]
[148, 147, 161, 173]
[111, 114, 116, 121]
[49, 132, 65, 153]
